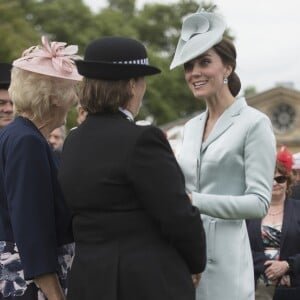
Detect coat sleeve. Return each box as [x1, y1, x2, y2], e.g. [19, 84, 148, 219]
[192, 116, 276, 219]
[5, 134, 59, 279]
[127, 126, 206, 274]
[246, 220, 267, 282]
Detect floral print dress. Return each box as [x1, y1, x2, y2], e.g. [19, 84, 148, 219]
[0, 241, 74, 299]
[260, 224, 282, 286]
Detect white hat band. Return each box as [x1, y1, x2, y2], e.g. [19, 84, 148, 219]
[113, 58, 149, 65]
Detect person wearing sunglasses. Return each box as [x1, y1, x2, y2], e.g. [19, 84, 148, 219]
[247, 145, 300, 300]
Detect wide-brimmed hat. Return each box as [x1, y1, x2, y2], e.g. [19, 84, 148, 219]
[12, 36, 82, 81]
[75, 36, 161, 80]
[170, 8, 226, 70]
[0, 62, 12, 89]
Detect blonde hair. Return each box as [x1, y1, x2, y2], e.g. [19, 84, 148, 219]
[9, 67, 78, 121]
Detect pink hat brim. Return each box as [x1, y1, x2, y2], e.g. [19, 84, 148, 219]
[13, 57, 82, 81]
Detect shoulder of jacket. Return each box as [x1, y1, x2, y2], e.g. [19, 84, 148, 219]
[185, 113, 204, 127]
[241, 105, 270, 121]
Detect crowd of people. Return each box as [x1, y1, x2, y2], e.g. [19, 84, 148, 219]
[0, 6, 299, 300]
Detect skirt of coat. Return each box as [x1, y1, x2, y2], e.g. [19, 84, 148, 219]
[66, 210, 196, 300]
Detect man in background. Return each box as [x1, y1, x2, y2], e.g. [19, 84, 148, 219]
[0, 63, 13, 129]
[48, 125, 66, 152]
[48, 125, 66, 163]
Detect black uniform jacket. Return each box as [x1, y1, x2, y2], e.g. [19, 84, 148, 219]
[246, 198, 300, 298]
[58, 111, 206, 300]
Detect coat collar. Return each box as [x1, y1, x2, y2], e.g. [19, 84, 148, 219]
[280, 198, 293, 247]
[199, 97, 247, 152]
[118, 107, 134, 122]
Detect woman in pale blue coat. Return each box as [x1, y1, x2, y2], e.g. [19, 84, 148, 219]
[170, 8, 276, 300]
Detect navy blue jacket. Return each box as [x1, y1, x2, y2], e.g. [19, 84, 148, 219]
[0, 116, 73, 279]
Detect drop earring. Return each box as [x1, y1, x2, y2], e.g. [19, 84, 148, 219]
[223, 77, 228, 85]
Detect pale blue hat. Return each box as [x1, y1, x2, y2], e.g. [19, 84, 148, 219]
[170, 8, 226, 70]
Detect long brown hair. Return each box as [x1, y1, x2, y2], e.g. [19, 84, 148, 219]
[213, 38, 241, 97]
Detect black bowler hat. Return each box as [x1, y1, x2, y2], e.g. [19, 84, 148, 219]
[75, 36, 161, 80]
[0, 62, 12, 89]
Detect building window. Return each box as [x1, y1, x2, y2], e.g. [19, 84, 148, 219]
[271, 103, 296, 133]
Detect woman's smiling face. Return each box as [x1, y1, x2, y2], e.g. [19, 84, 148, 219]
[184, 48, 231, 99]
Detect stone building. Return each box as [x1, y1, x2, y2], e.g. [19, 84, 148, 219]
[247, 85, 300, 153]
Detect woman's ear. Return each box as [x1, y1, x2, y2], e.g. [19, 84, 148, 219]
[129, 79, 136, 94]
[224, 65, 233, 78]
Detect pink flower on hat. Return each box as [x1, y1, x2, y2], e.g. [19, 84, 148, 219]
[13, 36, 82, 81]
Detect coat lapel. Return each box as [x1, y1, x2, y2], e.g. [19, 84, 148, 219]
[193, 111, 207, 157]
[280, 199, 292, 248]
[201, 97, 247, 152]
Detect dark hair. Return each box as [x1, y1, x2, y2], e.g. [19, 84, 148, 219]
[213, 38, 241, 97]
[79, 78, 132, 113]
[276, 161, 294, 196]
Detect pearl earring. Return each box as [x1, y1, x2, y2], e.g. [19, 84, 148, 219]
[223, 77, 228, 85]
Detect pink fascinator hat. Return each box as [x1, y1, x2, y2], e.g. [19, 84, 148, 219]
[12, 36, 82, 81]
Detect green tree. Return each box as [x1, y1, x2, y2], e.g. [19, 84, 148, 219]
[66, 106, 79, 131]
[0, 1, 40, 62]
[134, 1, 199, 53]
[93, 8, 138, 38]
[20, 0, 96, 54]
[107, 0, 136, 16]
[244, 86, 257, 98]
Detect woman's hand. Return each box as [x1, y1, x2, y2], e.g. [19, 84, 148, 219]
[278, 275, 291, 287]
[264, 260, 289, 281]
[34, 273, 65, 300]
[191, 273, 201, 287]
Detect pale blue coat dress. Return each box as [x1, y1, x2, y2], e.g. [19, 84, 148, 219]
[177, 97, 276, 300]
